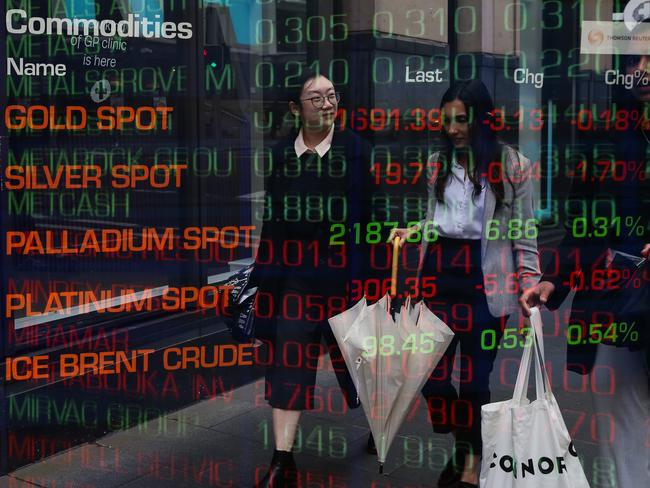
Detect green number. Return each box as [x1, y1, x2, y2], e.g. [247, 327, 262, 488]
[542, 0, 563, 30]
[255, 18, 274, 45]
[327, 194, 347, 223]
[326, 148, 346, 177]
[507, 219, 523, 240]
[423, 221, 439, 243]
[328, 58, 349, 85]
[454, 53, 476, 80]
[329, 224, 346, 245]
[524, 219, 538, 239]
[293, 425, 303, 452]
[593, 217, 608, 237]
[504, 2, 527, 32]
[373, 11, 394, 38]
[284, 17, 303, 44]
[305, 425, 323, 455]
[362, 336, 377, 358]
[503, 51, 524, 80]
[303, 155, 323, 177]
[379, 335, 395, 356]
[571, 217, 588, 238]
[366, 222, 382, 244]
[603, 323, 618, 342]
[305, 194, 324, 222]
[306, 16, 327, 42]
[454, 5, 476, 34]
[406, 220, 422, 243]
[253, 148, 273, 177]
[258, 419, 269, 448]
[420, 332, 434, 354]
[403, 436, 424, 468]
[257, 195, 272, 222]
[486, 219, 500, 240]
[592, 456, 616, 486]
[541, 49, 562, 79]
[283, 149, 301, 177]
[284, 60, 304, 87]
[481, 329, 497, 350]
[566, 324, 582, 345]
[403, 196, 424, 222]
[283, 194, 301, 222]
[406, 9, 425, 37]
[403, 333, 417, 353]
[330, 14, 348, 42]
[371, 194, 391, 222]
[372, 56, 393, 84]
[502, 329, 518, 349]
[329, 427, 348, 459]
[255, 61, 274, 88]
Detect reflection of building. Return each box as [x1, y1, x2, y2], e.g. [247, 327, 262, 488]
[1, 0, 631, 476]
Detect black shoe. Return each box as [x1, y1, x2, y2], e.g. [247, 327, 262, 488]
[255, 450, 298, 488]
[366, 433, 377, 455]
[437, 446, 467, 487]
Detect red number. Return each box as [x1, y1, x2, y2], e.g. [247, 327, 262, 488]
[370, 108, 386, 131]
[453, 353, 473, 383]
[255, 291, 274, 319]
[450, 399, 472, 428]
[306, 385, 324, 412]
[427, 108, 442, 131]
[425, 396, 448, 427]
[282, 340, 303, 368]
[327, 387, 348, 415]
[451, 304, 473, 333]
[282, 293, 303, 320]
[305, 294, 324, 322]
[282, 240, 302, 266]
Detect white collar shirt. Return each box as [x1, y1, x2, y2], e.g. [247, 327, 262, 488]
[294, 126, 335, 158]
[433, 158, 486, 240]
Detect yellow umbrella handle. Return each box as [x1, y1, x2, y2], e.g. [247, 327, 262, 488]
[391, 236, 400, 296]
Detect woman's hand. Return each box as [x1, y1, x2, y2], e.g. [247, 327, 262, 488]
[388, 225, 421, 248]
[519, 281, 556, 317]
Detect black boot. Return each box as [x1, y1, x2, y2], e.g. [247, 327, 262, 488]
[366, 433, 377, 455]
[255, 449, 298, 488]
[437, 445, 467, 487]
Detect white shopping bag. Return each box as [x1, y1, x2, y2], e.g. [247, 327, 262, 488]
[479, 307, 591, 488]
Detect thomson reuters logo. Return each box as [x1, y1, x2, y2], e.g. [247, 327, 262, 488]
[588, 29, 605, 46]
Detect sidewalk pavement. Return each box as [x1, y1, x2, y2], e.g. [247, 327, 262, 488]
[0, 305, 599, 488]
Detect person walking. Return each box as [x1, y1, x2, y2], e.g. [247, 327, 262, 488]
[391, 80, 540, 488]
[251, 70, 373, 488]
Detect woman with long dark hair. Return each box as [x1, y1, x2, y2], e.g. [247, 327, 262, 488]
[391, 79, 540, 487]
[251, 70, 373, 488]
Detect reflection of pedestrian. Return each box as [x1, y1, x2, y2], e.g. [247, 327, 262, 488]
[521, 55, 650, 488]
[251, 70, 373, 488]
[392, 80, 540, 488]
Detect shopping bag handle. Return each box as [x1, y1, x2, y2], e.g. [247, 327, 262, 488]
[513, 307, 552, 404]
[390, 236, 400, 297]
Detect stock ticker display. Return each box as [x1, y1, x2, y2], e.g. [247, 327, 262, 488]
[1, 1, 649, 487]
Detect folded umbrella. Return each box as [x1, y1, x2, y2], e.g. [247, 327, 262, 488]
[329, 238, 454, 472]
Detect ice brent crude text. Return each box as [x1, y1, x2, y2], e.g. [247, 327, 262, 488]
[5, 106, 174, 131]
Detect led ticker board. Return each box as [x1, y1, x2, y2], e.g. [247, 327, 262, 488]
[1, 1, 649, 486]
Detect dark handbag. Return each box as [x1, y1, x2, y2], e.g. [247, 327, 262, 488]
[596, 252, 649, 350]
[222, 264, 257, 343]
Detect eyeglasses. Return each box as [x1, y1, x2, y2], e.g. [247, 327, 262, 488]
[301, 92, 340, 108]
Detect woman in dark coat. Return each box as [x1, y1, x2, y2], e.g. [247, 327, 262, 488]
[251, 70, 373, 488]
